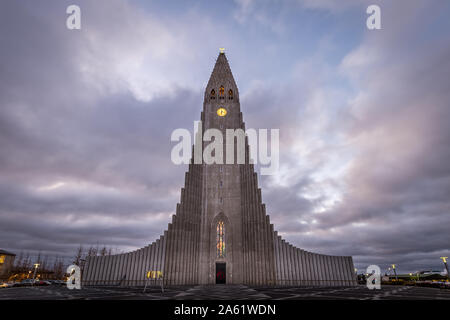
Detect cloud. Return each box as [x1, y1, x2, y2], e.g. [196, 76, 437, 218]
[234, 0, 450, 273]
[232, 0, 287, 34]
[74, 0, 218, 102]
[0, 0, 449, 274]
[286, 0, 450, 272]
[0, 0, 210, 259]
[295, 0, 363, 11]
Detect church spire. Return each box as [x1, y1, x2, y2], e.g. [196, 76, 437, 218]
[205, 50, 238, 102]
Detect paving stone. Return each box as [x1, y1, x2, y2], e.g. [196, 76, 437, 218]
[0, 285, 449, 300]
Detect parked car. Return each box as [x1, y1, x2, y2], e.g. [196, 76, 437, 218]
[0, 282, 15, 288]
[35, 280, 51, 286]
[55, 280, 67, 286]
[16, 279, 35, 287]
[45, 279, 66, 286]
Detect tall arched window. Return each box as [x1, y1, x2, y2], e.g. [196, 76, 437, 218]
[219, 86, 225, 99]
[210, 89, 216, 100]
[228, 89, 233, 100]
[216, 221, 225, 258]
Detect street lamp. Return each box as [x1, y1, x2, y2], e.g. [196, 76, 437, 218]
[391, 264, 398, 281]
[440, 257, 449, 280]
[32, 263, 40, 285]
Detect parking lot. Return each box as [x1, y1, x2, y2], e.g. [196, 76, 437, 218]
[0, 284, 449, 300]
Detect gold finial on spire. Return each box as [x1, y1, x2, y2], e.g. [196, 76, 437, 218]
[219, 48, 225, 53]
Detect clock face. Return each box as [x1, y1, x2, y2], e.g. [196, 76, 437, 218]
[217, 107, 227, 117]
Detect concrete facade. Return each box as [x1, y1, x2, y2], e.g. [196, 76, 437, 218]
[82, 52, 357, 287]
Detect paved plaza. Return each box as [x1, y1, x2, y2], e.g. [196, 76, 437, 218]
[0, 285, 449, 300]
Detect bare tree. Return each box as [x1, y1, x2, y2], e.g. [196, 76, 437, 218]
[14, 251, 23, 268]
[53, 256, 65, 279]
[36, 251, 42, 266]
[87, 245, 97, 257]
[41, 255, 49, 271]
[73, 245, 84, 266]
[22, 252, 31, 270]
[100, 246, 107, 256]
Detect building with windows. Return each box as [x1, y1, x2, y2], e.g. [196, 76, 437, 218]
[82, 52, 357, 287]
[0, 249, 16, 280]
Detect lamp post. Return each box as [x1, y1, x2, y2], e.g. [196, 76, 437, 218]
[440, 257, 449, 280]
[32, 263, 40, 285]
[392, 264, 398, 281]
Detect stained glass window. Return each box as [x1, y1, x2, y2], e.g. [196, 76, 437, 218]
[219, 86, 225, 98]
[228, 89, 233, 100]
[216, 221, 225, 258]
[210, 89, 215, 99]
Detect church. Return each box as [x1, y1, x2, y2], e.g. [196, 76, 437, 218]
[82, 52, 357, 287]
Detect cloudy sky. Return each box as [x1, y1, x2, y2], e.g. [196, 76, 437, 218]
[1, 0, 449, 274]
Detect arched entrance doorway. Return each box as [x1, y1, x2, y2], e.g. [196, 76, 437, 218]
[216, 262, 226, 284]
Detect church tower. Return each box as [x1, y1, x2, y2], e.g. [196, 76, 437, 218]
[82, 52, 357, 287]
[196, 51, 276, 285]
